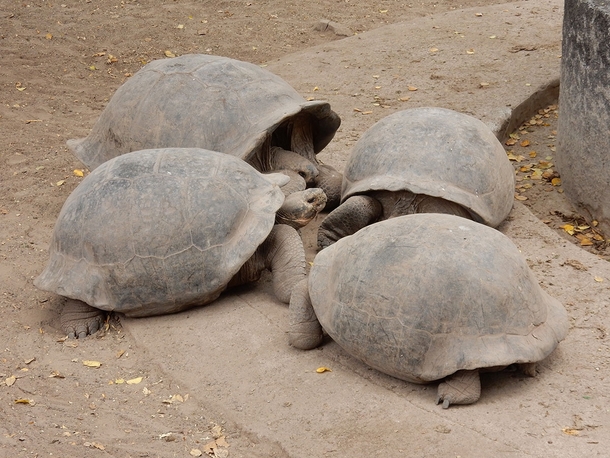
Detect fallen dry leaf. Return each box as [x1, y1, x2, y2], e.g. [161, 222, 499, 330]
[560, 224, 575, 235]
[14, 398, 35, 405]
[126, 376, 143, 385]
[520, 139, 530, 147]
[577, 235, 593, 246]
[73, 169, 84, 177]
[551, 177, 561, 186]
[562, 427, 580, 436]
[164, 50, 176, 58]
[316, 367, 332, 373]
[594, 276, 604, 282]
[5, 375, 16, 387]
[82, 360, 102, 368]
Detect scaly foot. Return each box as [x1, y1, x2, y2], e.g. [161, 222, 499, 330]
[61, 299, 106, 339]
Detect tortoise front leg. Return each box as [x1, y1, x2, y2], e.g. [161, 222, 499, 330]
[317, 195, 383, 249]
[436, 369, 481, 408]
[288, 278, 323, 350]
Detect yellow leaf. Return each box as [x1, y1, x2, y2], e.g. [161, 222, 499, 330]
[14, 398, 35, 405]
[89, 65, 97, 71]
[164, 50, 176, 58]
[313, 86, 319, 91]
[529, 151, 537, 158]
[5, 375, 16, 387]
[562, 428, 580, 436]
[316, 367, 332, 373]
[83, 360, 101, 368]
[127, 377, 143, 385]
[114, 378, 125, 384]
[520, 139, 530, 147]
[579, 237, 594, 246]
[17, 87, 26, 92]
[560, 224, 575, 235]
[505, 138, 517, 146]
[466, 49, 475, 54]
[592, 220, 599, 227]
[408, 86, 418, 91]
[73, 169, 84, 177]
[45, 33, 53, 40]
[379, 9, 388, 13]
[56, 180, 65, 186]
[595, 276, 604, 282]
[551, 177, 561, 186]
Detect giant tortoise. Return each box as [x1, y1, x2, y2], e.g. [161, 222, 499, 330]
[317, 107, 515, 248]
[291, 213, 568, 407]
[35, 148, 325, 338]
[67, 54, 343, 208]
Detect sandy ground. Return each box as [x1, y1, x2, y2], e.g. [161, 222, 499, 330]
[2, 0, 609, 457]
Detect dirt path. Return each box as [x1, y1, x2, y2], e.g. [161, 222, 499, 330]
[2, 1, 608, 457]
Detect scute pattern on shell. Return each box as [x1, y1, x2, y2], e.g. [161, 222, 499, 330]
[68, 54, 340, 171]
[341, 107, 515, 227]
[308, 214, 568, 383]
[34, 148, 285, 317]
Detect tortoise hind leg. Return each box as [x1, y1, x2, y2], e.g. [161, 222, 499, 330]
[61, 298, 106, 339]
[436, 369, 481, 408]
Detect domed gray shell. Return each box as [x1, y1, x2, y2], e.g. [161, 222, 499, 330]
[34, 148, 285, 317]
[68, 54, 340, 171]
[341, 107, 515, 227]
[309, 214, 568, 383]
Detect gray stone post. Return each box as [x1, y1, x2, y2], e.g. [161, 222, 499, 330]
[557, 0, 610, 235]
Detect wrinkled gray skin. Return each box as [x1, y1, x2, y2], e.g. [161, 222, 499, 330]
[317, 107, 515, 248]
[318, 190, 472, 249]
[35, 148, 322, 338]
[67, 54, 343, 211]
[291, 214, 568, 408]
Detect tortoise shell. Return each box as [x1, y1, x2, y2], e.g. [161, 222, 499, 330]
[35, 148, 286, 317]
[68, 54, 340, 171]
[341, 107, 515, 227]
[308, 213, 568, 382]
